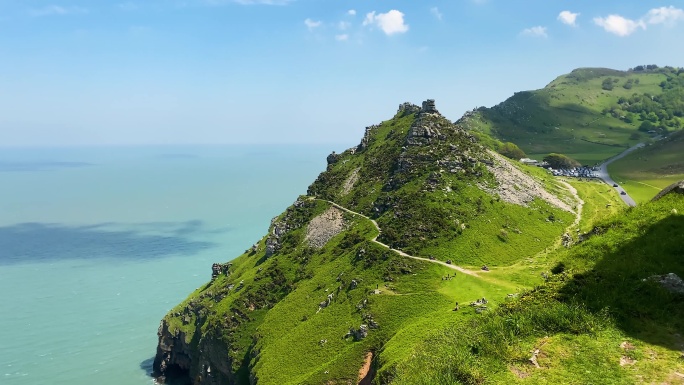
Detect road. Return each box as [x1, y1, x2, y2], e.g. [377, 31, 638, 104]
[596, 143, 645, 207]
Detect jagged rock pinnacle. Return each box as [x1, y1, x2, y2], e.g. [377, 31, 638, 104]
[420, 99, 439, 114]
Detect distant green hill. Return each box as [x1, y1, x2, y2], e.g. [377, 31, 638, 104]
[609, 130, 684, 203]
[462, 66, 684, 165]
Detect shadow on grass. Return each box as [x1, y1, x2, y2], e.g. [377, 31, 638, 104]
[0, 221, 217, 265]
[559, 212, 684, 349]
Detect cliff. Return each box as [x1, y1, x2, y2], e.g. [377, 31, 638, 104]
[152, 100, 580, 384]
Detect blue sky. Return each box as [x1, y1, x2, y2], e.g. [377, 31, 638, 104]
[1, 0, 683, 147]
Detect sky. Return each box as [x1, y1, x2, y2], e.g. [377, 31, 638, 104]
[1, 0, 683, 147]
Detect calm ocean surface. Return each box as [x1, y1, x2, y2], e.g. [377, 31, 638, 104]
[0, 144, 336, 385]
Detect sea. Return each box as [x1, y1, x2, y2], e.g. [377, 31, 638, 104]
[0, 144, 338, 385]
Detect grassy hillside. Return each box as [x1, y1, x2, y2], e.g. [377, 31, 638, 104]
[462, 66, 683, 165]
[390, 192, 684, 384]
[609, 130, 684, 203]
[154, 102, 583, 385]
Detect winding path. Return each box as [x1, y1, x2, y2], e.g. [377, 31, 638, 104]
[596, 143, 645, 207]
[558, 180, 584, 230]
[310, 176, 584, 280]
[311, 198, 480, 277]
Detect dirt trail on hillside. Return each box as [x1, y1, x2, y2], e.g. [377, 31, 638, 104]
[558, 180, 584, 230]
[311, 198, 480, 277]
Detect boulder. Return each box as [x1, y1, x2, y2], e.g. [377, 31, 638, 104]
[651, 180, 684, 201]
[646, 273, 684, 294]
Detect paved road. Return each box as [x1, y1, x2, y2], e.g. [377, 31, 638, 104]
[596, 143, 645, 207]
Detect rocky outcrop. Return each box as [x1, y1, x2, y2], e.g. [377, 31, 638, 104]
[646, 273, 684, 295]
[326, 151, 340, 165]
[420, 99, 439, 114]
[211, 263, 231, 281]
[153, 320, 194, 384]
[357, 125, 380, 152]
[651, 180, 684, 201]
[153, 319, 236, 385]
[397, 102, 420, 117]
[265, 198, 313, 257]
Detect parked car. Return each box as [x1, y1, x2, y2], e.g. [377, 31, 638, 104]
[621, 191, 626, 195]
[613, 183, 618, 187]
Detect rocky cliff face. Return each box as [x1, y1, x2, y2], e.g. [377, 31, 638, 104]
[153, 309, 237, 385]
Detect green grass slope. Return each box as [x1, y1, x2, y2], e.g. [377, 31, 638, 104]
[390, 192, 684, 384]
[308, 104, 574, 268]
[155, 102, 581, 385]
[462, 66, 683, 165]
[609, 130, 684, 203]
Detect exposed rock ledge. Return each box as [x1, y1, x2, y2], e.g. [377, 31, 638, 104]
[652, 180, 684, 202]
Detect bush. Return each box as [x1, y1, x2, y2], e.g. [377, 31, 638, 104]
[497, 142, 526, 160]
[602, 78, 614, 91]
[543, 153, 581, 169]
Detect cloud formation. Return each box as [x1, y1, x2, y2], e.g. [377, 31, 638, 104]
[335, 34, 348, 41]
[431, 7, 443, 21]
[594, 6, 684, 36]
[521, 26, 548, 38]
[348, 9, 356, 16]
[558, 10, 579, 26]
[363, 10, 409, 35]
[304, 18, 322, 31]
[593, 15, 645, 36]
[645, 6, 684, 25]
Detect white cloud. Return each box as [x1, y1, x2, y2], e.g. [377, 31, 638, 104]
[304, 18, 322, 31]
[363, 10, 409, 35]
[430, 7, 443, 21]
[593, 15, 645, 37]
[558, 10, 579, 26]
[338, 21, 350, 30]
[521, 26, 548, 38]
[335, 34, 348, 41]
[29, 5, 88, 16]
[593, 6, 683, 37]
[645, 6, 684, 25]
[348, 9, 356, 16]
[362, 12, 375, 26]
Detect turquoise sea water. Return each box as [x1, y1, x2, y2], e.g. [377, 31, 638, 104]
[0, 145, 334, 385]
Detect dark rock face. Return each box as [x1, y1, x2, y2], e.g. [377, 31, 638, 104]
[651, 180, 684, 201]
[211, 263, 231, 281]
[153, 320, 236, 385]
[420, 99, 438, 114]
[153, 320, 194, 384]
[326, 151, 340, 165]
[397, 102, 420, 117]
[357, 125, 380, 152]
